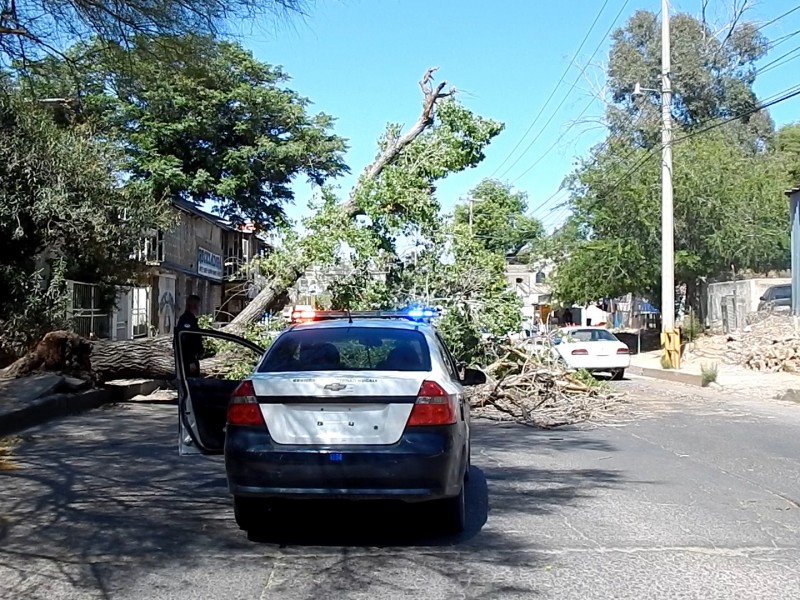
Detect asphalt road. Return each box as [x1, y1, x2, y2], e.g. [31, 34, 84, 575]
[1, 378, 800, 599]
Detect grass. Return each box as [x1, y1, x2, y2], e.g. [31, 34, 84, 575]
[0, 436, 19, 471]
[701, 362, 719, 387]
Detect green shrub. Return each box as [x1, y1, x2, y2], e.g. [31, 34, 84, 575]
[700, 362, 719, 387]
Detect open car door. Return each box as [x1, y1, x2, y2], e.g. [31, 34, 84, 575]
[175, 328, 266, 455]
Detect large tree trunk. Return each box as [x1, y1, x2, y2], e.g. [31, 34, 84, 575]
[3, 68, 453, 384]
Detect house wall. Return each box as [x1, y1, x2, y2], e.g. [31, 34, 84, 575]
[706, 278, 791, 328]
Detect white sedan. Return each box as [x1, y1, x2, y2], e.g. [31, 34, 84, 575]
[553, 326, 631, 380]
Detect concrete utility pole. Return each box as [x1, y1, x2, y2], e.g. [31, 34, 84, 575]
[660, 0, 679, 368]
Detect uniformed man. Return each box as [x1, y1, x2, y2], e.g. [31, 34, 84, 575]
[175, 294, 203, 376]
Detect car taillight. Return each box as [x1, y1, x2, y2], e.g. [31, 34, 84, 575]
[571, 349, 588, 355]
[407, 381, 456, 426]
[617, 347, 630, 354]
[227, 380, 264, 427]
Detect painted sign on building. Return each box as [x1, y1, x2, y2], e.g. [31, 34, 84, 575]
[197, 247, 223, 281]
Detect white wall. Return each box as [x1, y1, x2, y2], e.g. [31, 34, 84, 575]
[706, 278, 791, 326]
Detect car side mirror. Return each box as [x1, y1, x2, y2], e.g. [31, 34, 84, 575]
[461, 367, 487, 386]
[759, 296, 766, 301]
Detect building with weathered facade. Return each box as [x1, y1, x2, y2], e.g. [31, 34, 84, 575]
[74, 200, 271, 340]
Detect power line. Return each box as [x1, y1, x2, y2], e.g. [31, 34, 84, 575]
[756, 44, 800, 75]
[592, 81, 800, 204]
[510, 97, 595, 185]
[756, 4, 800, 32]
[497, 0, 632, 181]
[488, 0, 613, 178]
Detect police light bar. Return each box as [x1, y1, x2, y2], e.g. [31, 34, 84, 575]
[289, 307, 439, 324]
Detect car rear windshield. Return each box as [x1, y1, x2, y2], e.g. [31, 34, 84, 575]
[258, 327, 432, 372]
[568, 329, 618, 342]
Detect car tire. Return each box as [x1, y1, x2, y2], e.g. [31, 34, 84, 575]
[611, 368, 625, 381]
[233, 495, 271, 532]
[433, 484, 466, 535]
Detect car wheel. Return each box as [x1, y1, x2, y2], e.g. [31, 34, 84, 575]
[233, 495, 271, 532]
[433, 485, 466, 535]
[611, 368, 625, 381]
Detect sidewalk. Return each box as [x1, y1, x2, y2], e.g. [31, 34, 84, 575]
[629, 350, 800, 399]
[0, 375, 165, 436]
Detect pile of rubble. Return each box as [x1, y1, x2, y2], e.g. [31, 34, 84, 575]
[709, 315, 800, 373]
[466, 344, 626, 428]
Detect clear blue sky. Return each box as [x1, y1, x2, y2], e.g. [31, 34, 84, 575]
[241, 0, 800, 232]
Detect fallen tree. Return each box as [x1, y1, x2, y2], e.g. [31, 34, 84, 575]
[466, 343, 627, 428]
[4, 68, 504, 383]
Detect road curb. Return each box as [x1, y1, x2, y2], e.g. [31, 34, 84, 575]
[0, 379, 168, 437]
[0, 388, 113, 437]
[627, 365, 706, 387]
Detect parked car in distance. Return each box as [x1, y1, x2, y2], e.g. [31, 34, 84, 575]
[757, 284, 791, 313]
[174, 308, 486, 537]
[553, 326, 631, 380]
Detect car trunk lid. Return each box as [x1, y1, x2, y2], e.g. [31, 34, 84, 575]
[251, 371, 425, 445]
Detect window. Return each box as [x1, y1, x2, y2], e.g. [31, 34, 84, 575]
[133, 230, 164, 263]
[773, 286, 791, 300]
[131, 287, 150, 338]
[435, 333, 460, 380]
[535, 272, 546, 284]
[259, 327, 432, 372]
[568, 328, 618, 342]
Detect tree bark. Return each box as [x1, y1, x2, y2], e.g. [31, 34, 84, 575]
[3, 67, 453, 383]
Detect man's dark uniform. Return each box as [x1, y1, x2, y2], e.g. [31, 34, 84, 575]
[174, 310, 203, 376]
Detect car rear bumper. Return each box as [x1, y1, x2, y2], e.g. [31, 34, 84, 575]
[224, 425, 466, 502]
[564, 355, 631, 370]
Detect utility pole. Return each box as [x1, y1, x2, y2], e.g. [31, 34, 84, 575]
[660, 0, 679, 368]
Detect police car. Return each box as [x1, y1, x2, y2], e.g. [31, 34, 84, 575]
[175, 308, 486, 536]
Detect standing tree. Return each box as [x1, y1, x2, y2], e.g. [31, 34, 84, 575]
[453, 179, 543, 257]
[21, 35, 349, 229]
[549, 8, 791, 310]
[0, 91, 170, 361]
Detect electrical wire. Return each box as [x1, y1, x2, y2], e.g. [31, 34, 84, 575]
[756, 44, 800, 75]
[496, 0, 632, 181]
[488, 0, 614, 178]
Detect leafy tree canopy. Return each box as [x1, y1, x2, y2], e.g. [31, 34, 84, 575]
[775, 123, 800, 187]
[18, 35, 349, 228]
[547, 8, 792, 309]
[552, 129, 791, 305]
[606, 9, 771, 148]
[453, 179, 543, 257]
[0, 91, 169, 357]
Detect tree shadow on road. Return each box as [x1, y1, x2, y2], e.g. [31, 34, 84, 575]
[0, 404, 633, 599]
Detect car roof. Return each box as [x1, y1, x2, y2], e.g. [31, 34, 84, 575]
[562, 326, 609, 331]
[288, 318, 434, 332]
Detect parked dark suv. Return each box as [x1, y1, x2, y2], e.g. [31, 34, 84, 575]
[757, 284, 791, 313]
